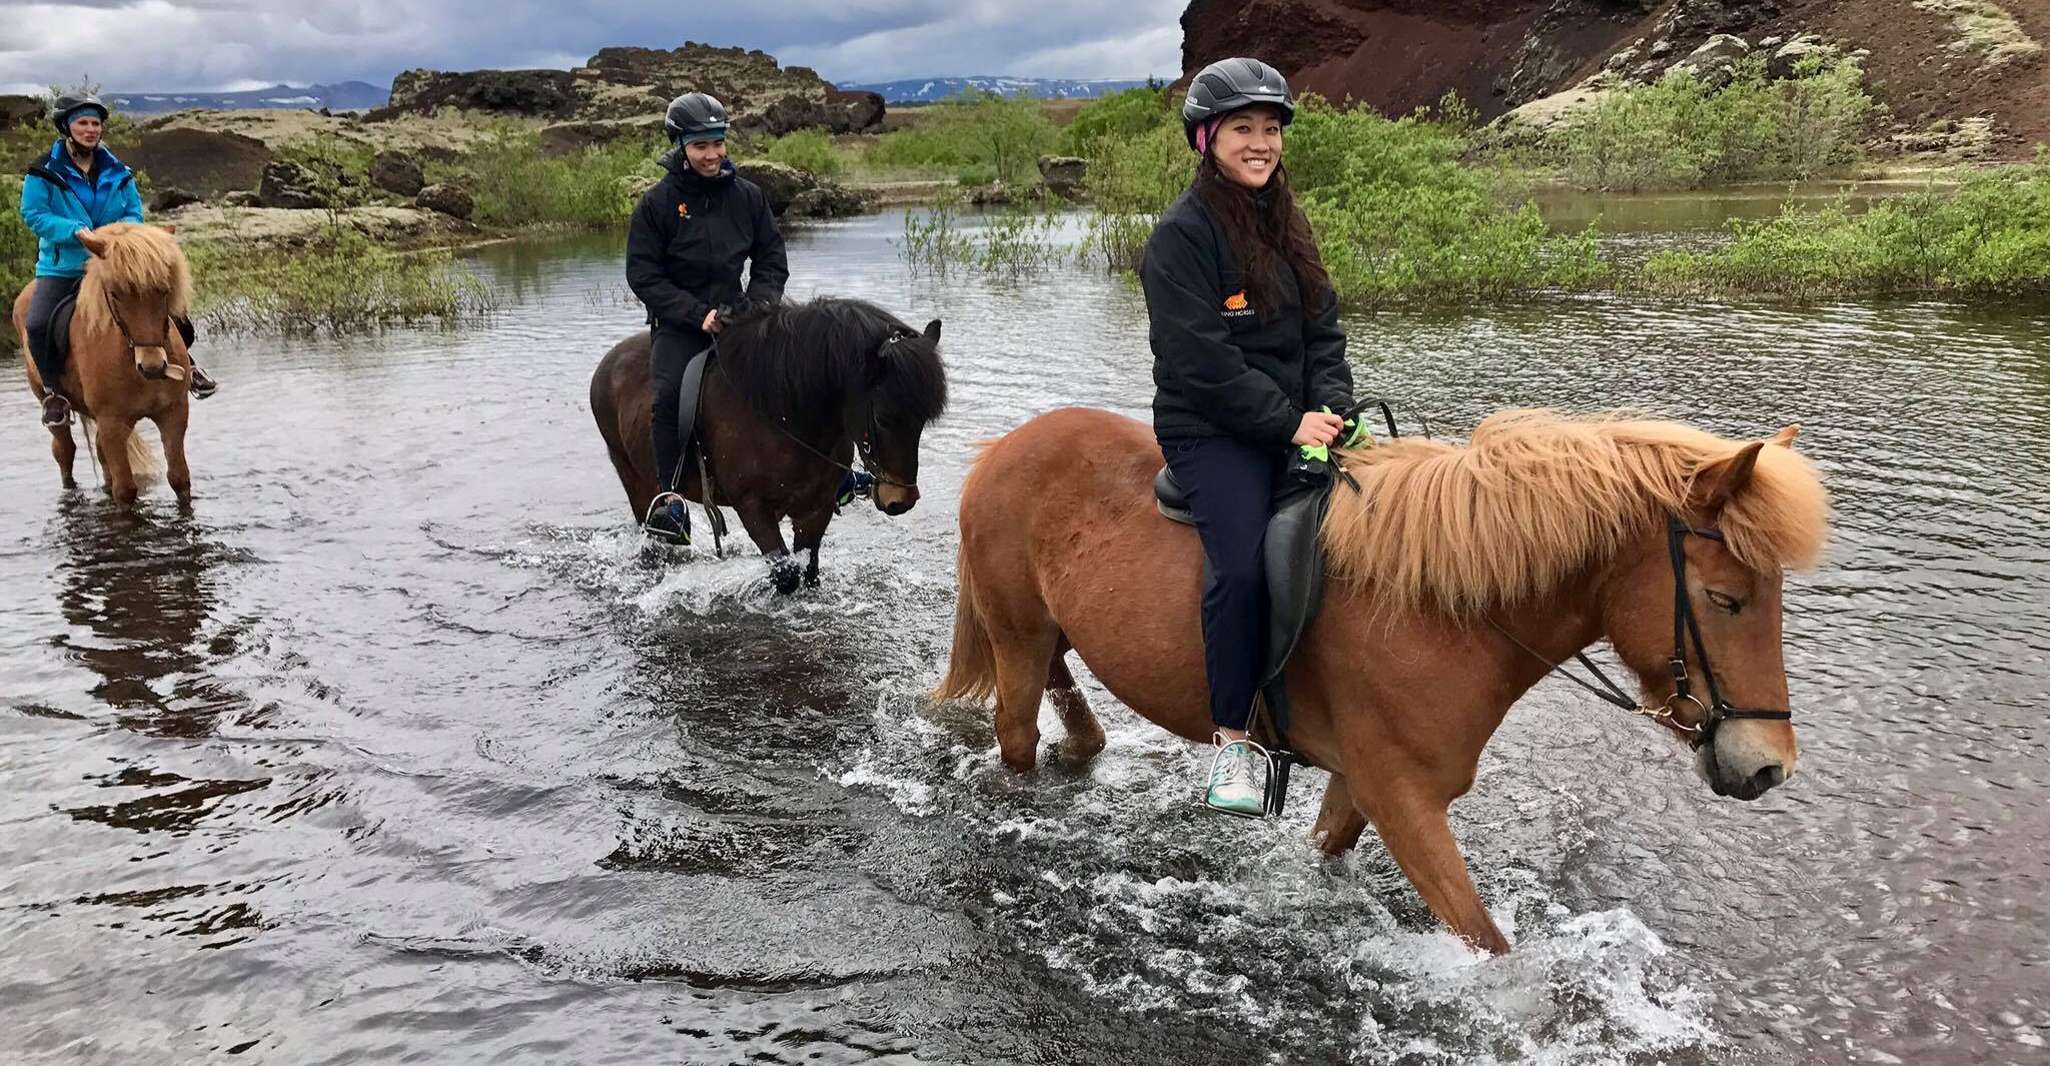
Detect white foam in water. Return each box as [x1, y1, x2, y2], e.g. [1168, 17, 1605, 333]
[831, 665, 1725, 1063]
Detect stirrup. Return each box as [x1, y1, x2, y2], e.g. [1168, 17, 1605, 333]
[41, 395, 71, 427]
[1202, 736, 1273, 820]
[641, 491, 691, 544]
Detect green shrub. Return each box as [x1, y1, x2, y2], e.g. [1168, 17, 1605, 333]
[187, 226, 499, 335]
[1557, 55, 1876, 191]
[860, 93, 1056, 184]
[1, 176, 35, 352]
[1288, 97, 1610, 303]
[1060, 86, 1174, 156]
[432, 128, 663, 228]
[758, 130, 845, 177]
[1642, 155, 2050, 296]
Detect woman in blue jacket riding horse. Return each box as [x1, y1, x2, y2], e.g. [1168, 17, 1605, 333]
[19, 93, 216, 427]
[1142, 58, 1356, 817]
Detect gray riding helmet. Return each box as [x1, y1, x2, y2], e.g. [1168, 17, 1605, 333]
[51, 93, 110, 136]
[1181, 57, 1294, 149]
[665, 92, 730, 146]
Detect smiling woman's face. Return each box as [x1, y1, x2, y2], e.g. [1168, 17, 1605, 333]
[67, 114, 103, 148]
[1211, 105, 1283, 189]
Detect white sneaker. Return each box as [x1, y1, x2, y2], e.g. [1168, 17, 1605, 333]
[1203, 733, 1268, 817]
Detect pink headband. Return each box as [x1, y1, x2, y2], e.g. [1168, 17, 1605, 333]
[1194, 114, 1226, 155]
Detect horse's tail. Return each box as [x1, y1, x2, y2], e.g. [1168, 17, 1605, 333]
[127, 424, 163, 480]
[78, 415, 164, 482]
[934, 545, 998, 704]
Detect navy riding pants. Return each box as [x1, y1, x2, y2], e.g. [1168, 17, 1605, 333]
[1161, 434, 1282, 732]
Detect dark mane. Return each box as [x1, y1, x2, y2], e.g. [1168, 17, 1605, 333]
[715, 296, 947, 427]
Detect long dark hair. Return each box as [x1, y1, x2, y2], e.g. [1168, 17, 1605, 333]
[1193, 157, 1332, 320]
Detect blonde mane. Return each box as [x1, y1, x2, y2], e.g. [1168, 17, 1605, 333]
[1321, 410, 1830, 617]
[73, 223, 192, 336]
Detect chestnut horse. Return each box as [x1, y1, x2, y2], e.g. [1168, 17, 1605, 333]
[13, 223, 196, 505]
[938, 407, 1829, 953]
[591, 298, 947, 592]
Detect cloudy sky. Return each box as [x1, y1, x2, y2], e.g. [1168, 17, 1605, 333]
[0, 0, 1190, 95]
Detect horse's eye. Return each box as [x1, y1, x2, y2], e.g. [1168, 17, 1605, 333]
[1705, 590, 1743, 615]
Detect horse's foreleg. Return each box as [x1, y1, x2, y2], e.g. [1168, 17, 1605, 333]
[49, 422, 77, 490]
[732, 500, 800, 595]
[158, 408, 192, 505]
[789, 505, 833, 588]
[96, 418, 139, 505]
[1312, 773, 1368, 856]
[1349, 777, 1510, 954]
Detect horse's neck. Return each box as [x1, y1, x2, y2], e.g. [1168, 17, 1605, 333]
[1493, 570, 1607, 676]
[712, 367, 849, 443]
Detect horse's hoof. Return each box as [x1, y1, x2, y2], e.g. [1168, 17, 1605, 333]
[770, 563, 803, 595]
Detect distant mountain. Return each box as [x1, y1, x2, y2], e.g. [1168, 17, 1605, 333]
[838, 77, 1156, 104]
[108, 81, 389, 114]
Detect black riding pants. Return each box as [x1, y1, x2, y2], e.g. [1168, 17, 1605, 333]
[24, 276, 82, 390]
[650, 325, 709, 491]
[1160, 434, 1282, 732]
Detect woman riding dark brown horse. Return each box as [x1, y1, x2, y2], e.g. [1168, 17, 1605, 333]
[590, 297, 946, 593]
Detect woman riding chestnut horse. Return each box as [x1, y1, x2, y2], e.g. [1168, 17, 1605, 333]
[938, 57, 1831, 954]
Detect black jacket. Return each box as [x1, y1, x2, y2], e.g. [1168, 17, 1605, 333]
[625, 153, 789, 348]
[1141, 186, 1351, 445]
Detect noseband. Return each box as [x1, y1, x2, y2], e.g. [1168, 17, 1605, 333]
[1493, 516, 1793, 749]
[105, 291, 182, 377]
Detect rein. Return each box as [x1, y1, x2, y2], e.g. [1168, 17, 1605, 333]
[1487, 516, 1793, 749]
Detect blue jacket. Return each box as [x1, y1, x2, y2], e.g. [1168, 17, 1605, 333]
[19, 141, 144, 279]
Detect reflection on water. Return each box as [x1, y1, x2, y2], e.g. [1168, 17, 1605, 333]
[2, 214, 2048, 1064]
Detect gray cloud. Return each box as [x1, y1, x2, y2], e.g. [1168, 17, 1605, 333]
[0, 0, 1186, 94]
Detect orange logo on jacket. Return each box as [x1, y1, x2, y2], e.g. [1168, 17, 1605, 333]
[1224, 291, 1248, 310]
[677, 203, 690, 220]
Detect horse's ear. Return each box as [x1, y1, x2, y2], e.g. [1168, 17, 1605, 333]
[161, 224, 178, 236]
[923, 318, 941, 343]
[1691, 441, 1764, 515]
[77, 229, 111, 258]
[1768, 424, 1799, 448]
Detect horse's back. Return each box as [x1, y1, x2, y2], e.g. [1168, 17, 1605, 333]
[964, 407, 1159, 516]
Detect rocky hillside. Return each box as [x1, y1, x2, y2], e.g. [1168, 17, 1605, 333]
[380, 42, 885, 138]
[1180, 0, 2050, 157]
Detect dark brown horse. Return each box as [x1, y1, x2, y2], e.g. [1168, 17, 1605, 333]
[591, 297, 947, 592]
[12, 223, 196, 505]
[938, 407, 1829, 953]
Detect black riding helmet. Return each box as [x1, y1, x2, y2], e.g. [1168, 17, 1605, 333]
[665, 92, 729, 146]
[1181, 57, 1294, 149]
[51, 93, 110, 137]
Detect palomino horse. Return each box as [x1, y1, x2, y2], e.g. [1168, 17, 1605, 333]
[938, 407, 1829, 953]
[12, 223, 195, 505]
[591, 297, 947, 592]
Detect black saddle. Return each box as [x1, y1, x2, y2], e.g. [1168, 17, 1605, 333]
[666, 339, 731, 546]
[48, 291, 77, 366]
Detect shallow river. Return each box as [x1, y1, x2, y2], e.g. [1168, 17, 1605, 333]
[2, 213, 2046, 1064]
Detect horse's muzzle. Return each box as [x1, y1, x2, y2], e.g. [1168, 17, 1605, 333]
[134, 347, 182, 381]
[876, 484, 919, 516]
